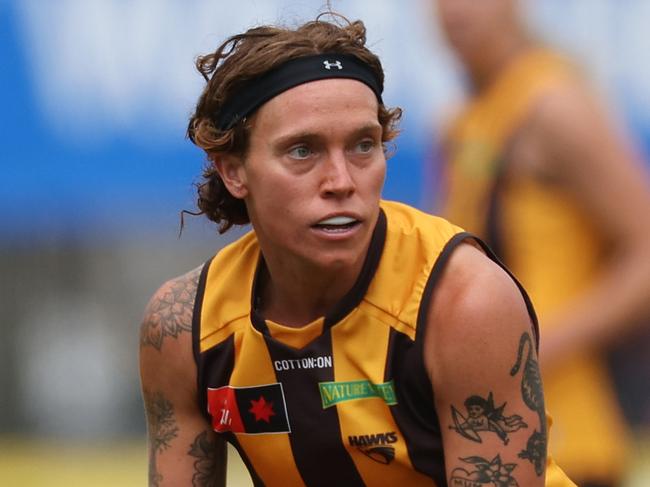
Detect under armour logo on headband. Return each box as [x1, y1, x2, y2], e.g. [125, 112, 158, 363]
[323, 60, 342, 70]
[216, 54, 382, 130]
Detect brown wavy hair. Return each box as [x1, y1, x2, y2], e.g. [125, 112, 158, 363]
[187, 14, 402, 233]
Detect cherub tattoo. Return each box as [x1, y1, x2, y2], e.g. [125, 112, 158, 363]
[140, 267, 201, 350]
[510, 332, 547, 476]
[450, 454, 519, 487]
[450, 392, 527, 444]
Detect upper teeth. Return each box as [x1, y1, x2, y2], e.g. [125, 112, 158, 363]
[318, 216, 356, 225]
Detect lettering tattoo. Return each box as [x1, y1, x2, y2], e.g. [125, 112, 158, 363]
[144, 390, 179, 487]
[510, 332, 547, 476]
[140, 267, 201, 350]
[188, 430, 226, 487]
[449, 392, 527, 445]
[449, 454, 519, 486]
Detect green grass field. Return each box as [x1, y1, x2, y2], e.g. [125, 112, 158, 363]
[0, 437, 252, 486]
[1, 434, 648, 486]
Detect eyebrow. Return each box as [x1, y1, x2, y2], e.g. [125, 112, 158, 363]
[272, 123, 383, 148]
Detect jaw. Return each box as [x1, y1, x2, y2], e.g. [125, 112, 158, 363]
[257, 221, 371, 285]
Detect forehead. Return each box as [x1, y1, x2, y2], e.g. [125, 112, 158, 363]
[250, 78, 381, 140]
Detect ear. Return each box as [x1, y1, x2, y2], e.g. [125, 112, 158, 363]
[214, 154, 248, 199]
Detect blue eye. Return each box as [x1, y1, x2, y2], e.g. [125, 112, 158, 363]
[288, 146, 312, 159]
[356, 140, 375, 153]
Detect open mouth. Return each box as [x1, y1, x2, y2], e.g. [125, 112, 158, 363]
[312, 215, 361, 233]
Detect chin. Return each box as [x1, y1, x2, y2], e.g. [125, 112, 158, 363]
[303, 247, 362, 272]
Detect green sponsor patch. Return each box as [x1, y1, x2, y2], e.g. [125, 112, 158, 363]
[318, 379, 397, 409]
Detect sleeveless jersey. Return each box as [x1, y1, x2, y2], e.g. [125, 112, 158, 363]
[193, 200, 572, 487]
[442, 48, 630, 482]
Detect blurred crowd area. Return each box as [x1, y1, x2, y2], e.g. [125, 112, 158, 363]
[0, 233, 233, 441]
[1, 0, 650, 485]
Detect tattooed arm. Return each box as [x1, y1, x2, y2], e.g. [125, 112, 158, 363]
[139, 267, 227, 487]
[425, 242, 547, 487]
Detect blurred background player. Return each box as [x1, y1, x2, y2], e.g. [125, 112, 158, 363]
[432, 1, 650, 486]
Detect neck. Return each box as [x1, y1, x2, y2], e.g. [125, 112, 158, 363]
[466, 33, 533, 92]
[258, 251, 365, 328]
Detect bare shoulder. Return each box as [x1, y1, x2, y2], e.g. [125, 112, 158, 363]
[525, 72, 650, 236]
[139, 264, 203, 400]
[425, 241, 534, 383]
[140, 265, 203, 351]
[534, 76, 603, 129]
[529, 76, 626, 166]
[429, 241, 530, 336]
[140, 264, 204, 411]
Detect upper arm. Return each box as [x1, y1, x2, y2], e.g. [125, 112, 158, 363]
[425, 242, 546, 486]
[536, 82, 650, 246]
[139, 266, 227, 487]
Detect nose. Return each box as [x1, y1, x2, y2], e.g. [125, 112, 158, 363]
[319, 151, 356, 199]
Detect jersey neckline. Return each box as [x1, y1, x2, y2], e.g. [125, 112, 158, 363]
[249, 209, 387, 336]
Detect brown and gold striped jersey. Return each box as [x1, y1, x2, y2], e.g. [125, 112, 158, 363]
[192, 200, 542, 486]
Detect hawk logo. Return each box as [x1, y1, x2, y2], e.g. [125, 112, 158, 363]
[349, 431, 397, 465]
[323, 59, 343, 70]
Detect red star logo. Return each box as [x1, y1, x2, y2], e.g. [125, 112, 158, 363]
[249, 395, 275, 423]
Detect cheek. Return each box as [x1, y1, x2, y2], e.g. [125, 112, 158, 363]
[366, 160, 387, 195]
[248, 180, 305, 229]
[262, 178, 307, 211]
[257, 202, 307, 251]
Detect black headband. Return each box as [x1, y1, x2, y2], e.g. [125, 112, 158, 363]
[215, 53, 384, 131]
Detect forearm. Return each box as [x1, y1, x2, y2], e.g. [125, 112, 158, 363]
[141, 362, 227, 486]
[146, 416, 227, 487]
